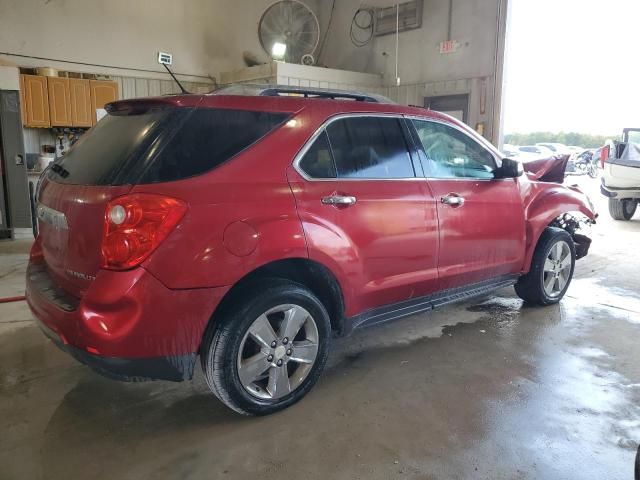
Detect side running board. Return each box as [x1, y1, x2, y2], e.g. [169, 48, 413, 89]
[349, 275, 519, 331]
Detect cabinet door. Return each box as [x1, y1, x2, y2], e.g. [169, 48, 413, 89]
[90, 80, 119, 125]
[48, 77, 72, 127]
[69, 78, 92, 127]
[21, 74, 50, 128]
[19, 75, 26, 125]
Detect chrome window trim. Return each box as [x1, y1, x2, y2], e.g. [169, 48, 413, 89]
[406, 115, 505, 181]
[292, 113, 424, 182]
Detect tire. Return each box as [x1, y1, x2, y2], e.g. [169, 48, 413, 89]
[608, 198, 637, 221]
[515, 227, 576, 306]
[201, 279, 331, 416]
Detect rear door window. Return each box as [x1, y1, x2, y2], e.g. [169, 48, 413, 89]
[298, 131, 337, 178]
[325, 117, 415, 179]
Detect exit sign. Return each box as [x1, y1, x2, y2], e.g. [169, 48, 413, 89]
[439, 40, 460, 54]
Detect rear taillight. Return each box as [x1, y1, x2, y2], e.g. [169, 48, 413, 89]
[600, 145, 610, 169]
[29, 236, 44, 263]
[101, 194, 187, 270]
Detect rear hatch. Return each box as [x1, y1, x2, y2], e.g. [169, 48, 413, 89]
[36, 97, 291, 298]
[37, 104, 176, 296]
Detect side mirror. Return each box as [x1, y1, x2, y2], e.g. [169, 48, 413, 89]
[494, 157, 524, 179]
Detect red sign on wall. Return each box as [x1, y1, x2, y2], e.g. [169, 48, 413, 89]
[439, 40, 460, 54]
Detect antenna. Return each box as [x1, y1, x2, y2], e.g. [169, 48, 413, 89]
[157, 52, 189, 94]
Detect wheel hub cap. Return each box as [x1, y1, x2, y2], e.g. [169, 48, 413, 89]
[274, 345, 286, 361]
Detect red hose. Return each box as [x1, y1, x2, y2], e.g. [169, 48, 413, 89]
[0, 295, 26, 304]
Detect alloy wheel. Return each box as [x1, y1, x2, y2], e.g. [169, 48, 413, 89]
[237, 304, 319, 400]
[543, 240, 572, 297]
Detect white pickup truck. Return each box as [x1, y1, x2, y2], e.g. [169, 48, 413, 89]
[601, 128, 640, 220]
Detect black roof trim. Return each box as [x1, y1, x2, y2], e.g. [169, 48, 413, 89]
[210, 84, 394, 104]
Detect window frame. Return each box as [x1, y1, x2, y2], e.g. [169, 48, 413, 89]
[406, 116, 505, 182]
[293, 113, 423, 182]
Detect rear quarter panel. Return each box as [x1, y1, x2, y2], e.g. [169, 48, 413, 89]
[137, 115, 311, 289]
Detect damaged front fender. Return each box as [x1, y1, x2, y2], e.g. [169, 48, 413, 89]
[522, 183, 596, 273]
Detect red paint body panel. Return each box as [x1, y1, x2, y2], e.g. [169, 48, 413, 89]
[520, 181, 596, 272]
[26, 92, 595, 377]
[26, 262, 227, 358]
[426, 178, 526, 289]
[288, 167, 439, 317]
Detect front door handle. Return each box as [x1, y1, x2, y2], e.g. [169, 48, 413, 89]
[321, 194, 357, 206]
[441, 193, 465, 207]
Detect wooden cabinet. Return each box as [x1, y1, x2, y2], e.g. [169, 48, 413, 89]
[21, 74, 50, 128]
[90, 80, 119, 125]
[69, 79, 92, 127]
[19, 75, 26, 124]
[19, 75, 119, 128]
[47, 77, 72, 127]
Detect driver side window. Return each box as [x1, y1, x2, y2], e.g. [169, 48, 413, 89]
[411, 120, 496, 179]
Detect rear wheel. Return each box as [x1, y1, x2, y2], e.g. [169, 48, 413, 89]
[515, 227, 576, 306]
[201, 279, 331, 415]
[608, 198, 637, 221]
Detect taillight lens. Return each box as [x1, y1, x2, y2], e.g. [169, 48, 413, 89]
[101, 194, 187, 270]
[600, 145, 610, 169]
[29, 236, 44, 263]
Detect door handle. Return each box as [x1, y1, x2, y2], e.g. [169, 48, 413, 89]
[321, 194, 357, 206]
[441, 193, 465, 207]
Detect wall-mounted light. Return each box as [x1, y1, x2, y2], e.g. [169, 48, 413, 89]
[271, 42, 287, 59]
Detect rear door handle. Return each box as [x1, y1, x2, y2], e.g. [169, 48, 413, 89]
[321, 194, 357, 206]
[441, 193, 465, 207]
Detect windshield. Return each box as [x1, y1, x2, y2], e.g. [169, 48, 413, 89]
[625, 129, 640, 144]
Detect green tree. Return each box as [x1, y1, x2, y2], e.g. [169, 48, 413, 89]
[504, 132, 616, 149]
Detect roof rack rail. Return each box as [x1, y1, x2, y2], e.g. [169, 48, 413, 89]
[210, 84, 395, 104]
[259, 86, 391, 104]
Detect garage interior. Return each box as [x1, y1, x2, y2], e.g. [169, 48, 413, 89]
[0, 0, 638, 479]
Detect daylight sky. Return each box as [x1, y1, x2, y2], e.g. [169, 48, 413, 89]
[502, 0, 640, 135]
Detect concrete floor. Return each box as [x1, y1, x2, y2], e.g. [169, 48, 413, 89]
[1, 177, 639, 480]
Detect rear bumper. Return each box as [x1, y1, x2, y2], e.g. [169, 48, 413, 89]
[26, 262, 229, 381]
[600, 180, 640, 199]
[37, 319, 196, 381]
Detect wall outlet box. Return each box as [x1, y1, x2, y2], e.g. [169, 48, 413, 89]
[158, 52, 173, 65]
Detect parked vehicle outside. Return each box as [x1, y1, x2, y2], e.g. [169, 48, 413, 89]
[518, 145, 556, 158]
[567, 149, 598, 178]
[600, 127, 640, 220]
[26, 85, 596, 415]
[536, 142, 571, 155]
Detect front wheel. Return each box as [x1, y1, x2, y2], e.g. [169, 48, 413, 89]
[515, 227, 576, 306]
[201, 279, 331, 415]
[608, 198, 637, 221]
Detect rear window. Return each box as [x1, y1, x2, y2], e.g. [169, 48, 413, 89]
[48, 107, 290, 185]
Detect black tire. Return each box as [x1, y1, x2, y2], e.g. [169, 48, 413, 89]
[608, 198, 637, 221]
[201, 279, 331, 416]
[515, 227, 576, 306]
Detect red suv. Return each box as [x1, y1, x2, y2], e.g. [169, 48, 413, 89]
[26, 85, 596, 415]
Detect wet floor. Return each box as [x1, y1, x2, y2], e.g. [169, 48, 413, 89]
[1, 177, 639, 480]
